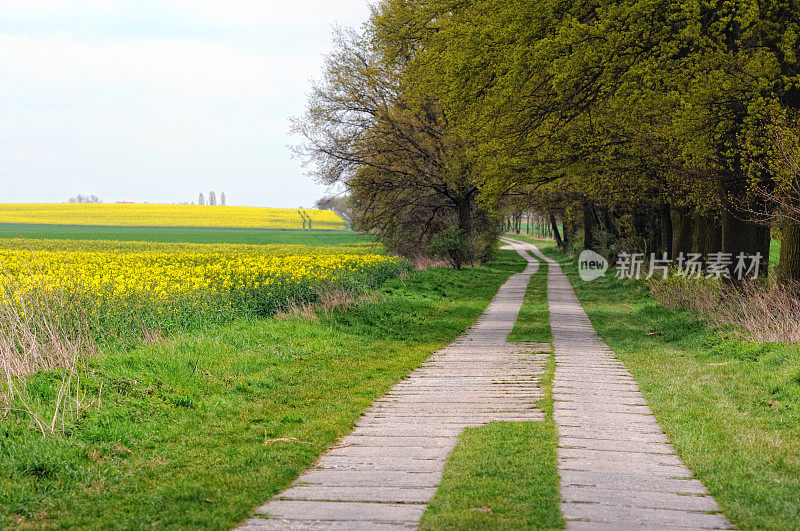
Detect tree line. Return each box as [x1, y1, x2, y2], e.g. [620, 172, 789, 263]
[297, 0, 800, 281]
[198, 192, 226, 206]
[68, 194, 101, 204]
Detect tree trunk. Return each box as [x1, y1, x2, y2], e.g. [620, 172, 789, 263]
[583, 200, 595, 251]
[778, 217, 800, 282]
[563, 219, 574, 249]
[550, 213, 564, 248]
[670, 207, 693, 259]
[660, 203, 673, 258]
[648, 211, 661, 256]
[704, 219, 723, 259]
[633, 213, 650, 255]
[721, 206, 771, 280]
[600, 207, 618, 238]
[456, 196, 473, 262]
[691, 213, 722, 259]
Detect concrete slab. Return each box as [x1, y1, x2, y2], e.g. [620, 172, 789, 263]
[561, 502, 731, 529]
[239, 517, 417, 530]
[238, 240, 547, 529]
[256, 500, 425, 522]
[523, 240, 732, 530]
[276, 485, 437, 503]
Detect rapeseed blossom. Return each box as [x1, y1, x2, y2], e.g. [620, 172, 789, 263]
[0, 204, 346, 230]
[0, 239, 406, 341]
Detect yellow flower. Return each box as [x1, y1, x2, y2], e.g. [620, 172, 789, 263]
[0, 203, 347, 230]
[0, 238, 405, 320]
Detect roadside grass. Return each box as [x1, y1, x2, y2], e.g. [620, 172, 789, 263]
[421, 255, 564, 530]
[0, 223, 369, 246]
[510, 234, 800, 530]
[0, 251, 525, 529]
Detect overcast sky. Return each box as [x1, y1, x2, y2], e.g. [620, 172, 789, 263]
[0, 0, 371, 207]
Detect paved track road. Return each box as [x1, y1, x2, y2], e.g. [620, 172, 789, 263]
[239, 239, 733, 530]
[516, 238, 732, 530]
[239, 239, 548, 529]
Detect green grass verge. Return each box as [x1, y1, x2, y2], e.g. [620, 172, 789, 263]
[510, 234, 800, 530]
[420, 255, 564, 530]
[508, 255, 551, 343]
[0, 223, 369, 246]
[0, 251, 526, 529]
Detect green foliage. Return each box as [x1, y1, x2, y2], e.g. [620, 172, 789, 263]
[363, 0, 800, 276]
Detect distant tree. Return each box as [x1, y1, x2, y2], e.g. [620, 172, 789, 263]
[220, 192, 226, 206]
[68, 194, 101, 203]
[314, 194, 351, 217]
[745, 115, 800, 283]
[198, 193, 205, 205]
[209, 191, 217, 206]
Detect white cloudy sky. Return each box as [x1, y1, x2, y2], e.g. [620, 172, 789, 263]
[0, 0, 372, 207]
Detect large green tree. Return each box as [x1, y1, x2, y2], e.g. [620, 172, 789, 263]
[302, 0, 800, 280]
[295, 26, 496, 260]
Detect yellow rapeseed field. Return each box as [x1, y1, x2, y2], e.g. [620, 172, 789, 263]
[0, 247, 398, 302]
[0, 203, 346, 230]
[0, 238, 406, 342]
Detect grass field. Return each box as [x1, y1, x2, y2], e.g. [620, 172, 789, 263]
[1, 250, 528, 529]
[0, 224, 369, 246]
[510, 234, 800, 529]
[0, 204, 346, 230]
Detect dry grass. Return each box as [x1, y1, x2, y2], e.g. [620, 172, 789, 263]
[649, 277, 800, 344]
[0, 280, 94, 382]
[140, 326, 167, 345]
[275, 288, 380, 321]
[409, 254, 450, 270]
[0, 274, 99, 435]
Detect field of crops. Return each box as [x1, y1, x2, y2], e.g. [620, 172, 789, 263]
[0, 204, 346, 230]
[0, 238, 406, 373]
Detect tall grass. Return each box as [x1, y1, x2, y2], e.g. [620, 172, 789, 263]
[649, 276, 800, 343]
[0, 278, 93, 380]
[0, 277, 97, 435]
